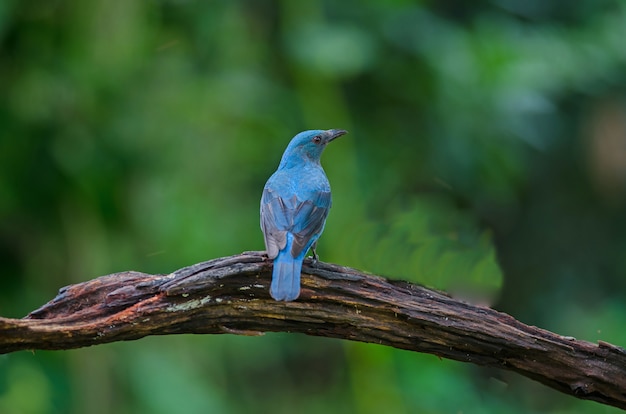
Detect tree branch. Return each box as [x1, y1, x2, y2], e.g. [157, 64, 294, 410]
[1, 252, 625, 409]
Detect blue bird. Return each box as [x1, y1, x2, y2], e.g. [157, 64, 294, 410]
[261, 129, 347, 301]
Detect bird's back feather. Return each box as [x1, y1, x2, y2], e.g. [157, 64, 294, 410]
[260, 166, 331, 259]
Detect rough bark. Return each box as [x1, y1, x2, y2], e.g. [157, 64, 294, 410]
[1, 252, 625, 409]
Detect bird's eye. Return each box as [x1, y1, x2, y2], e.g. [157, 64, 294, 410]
[312, 135, 322, 144]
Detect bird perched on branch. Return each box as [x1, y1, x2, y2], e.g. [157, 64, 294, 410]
[261, 129, 347, 301]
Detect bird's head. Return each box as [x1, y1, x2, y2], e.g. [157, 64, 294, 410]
[281, 129, 347, 166]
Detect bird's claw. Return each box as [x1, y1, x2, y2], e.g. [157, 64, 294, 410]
[310, 249, 319, 265]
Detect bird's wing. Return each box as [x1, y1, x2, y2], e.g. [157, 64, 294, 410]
[260, 187, 290, 259]
[290, 189, 331, 257]
[261, 186, 331, 259]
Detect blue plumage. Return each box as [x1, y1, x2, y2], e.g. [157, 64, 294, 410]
[260, 129, 347, 301]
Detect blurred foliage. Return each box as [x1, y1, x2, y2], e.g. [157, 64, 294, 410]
[1, 0, 626, 413]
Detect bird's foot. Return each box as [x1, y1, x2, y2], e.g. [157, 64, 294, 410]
[255, 251, 271, 262]
[310, 249, 319, 265]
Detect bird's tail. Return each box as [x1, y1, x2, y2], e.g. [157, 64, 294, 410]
[270, 252, 302, 301]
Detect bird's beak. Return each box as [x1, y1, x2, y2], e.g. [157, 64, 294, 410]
[325, 129, 348, 143]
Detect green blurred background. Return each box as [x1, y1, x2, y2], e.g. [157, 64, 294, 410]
[1, 0, 625, 413]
